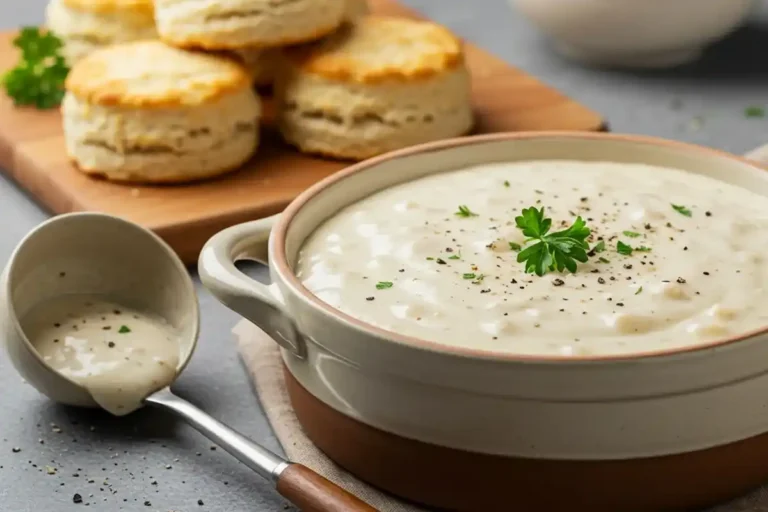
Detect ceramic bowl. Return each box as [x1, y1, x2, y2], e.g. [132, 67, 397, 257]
[1, 213, 199, 408]
[510, 0, 755, 68]
[199, 132, 768, 511]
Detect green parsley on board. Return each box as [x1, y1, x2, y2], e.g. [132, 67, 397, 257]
[3, 27, 69, 109]
[671, 204, 692, 217]
[514, 207, 591, 276]
[375, 281, 393, 290]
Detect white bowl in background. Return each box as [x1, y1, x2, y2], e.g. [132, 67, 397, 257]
[510, 0, 755, 68]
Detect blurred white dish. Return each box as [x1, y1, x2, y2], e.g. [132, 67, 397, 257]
[511, 0, 755, 68]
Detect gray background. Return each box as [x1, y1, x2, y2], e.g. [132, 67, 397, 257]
[2, 1, 768, 510]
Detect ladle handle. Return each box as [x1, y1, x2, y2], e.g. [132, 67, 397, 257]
[145, 389, 377, 512]
[276, 463, 378, 512]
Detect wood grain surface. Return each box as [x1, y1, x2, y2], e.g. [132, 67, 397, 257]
[0, 0, 605, 265]
[276, 463, 378, 512]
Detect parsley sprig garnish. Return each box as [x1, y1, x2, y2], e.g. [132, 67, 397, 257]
[3, 27, 69, 109]
[515, 207, 591, 276]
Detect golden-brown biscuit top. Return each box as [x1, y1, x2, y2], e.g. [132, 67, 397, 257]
[284, 16, 464, 84]
[66, 41, 252, 108]
[62, 0, 153, 16]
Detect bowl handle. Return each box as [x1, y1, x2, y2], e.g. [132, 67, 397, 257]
[198, 215, 306, 358]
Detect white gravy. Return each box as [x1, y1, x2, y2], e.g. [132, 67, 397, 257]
[24, 295, 180, 415]
[297, 160, 768, 357]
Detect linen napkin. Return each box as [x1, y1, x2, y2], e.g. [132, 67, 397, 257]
[235, 319, 768, 512]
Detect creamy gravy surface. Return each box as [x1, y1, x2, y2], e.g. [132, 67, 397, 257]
[297, 160, 768, 357]
[24, 295, 180, 415]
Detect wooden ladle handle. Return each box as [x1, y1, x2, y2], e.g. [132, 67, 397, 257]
[276, 463, 378, 511]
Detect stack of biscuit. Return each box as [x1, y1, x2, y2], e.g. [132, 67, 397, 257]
[52, 0, 474, 184]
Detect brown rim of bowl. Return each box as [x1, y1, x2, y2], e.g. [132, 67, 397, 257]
[273, 131, 768, 363]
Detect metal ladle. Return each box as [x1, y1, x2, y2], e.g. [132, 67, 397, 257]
[1, 213, 375, 512]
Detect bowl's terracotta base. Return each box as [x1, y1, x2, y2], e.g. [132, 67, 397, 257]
[285, 367, 768, 512]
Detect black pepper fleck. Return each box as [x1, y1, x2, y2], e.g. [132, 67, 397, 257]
[597, 277, 606, 284]
[703, 271, 710, 276]
[552, 278, 565, 287]
[676, 277, 686, 284]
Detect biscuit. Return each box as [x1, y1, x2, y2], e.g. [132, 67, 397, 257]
[275, 16, 474, 160]
[229, 0, 370, 88]
[63, 41, 261, 183]
[155, 0, 348, 50]
[344, 0, 370, 20]
[45, 0, 157, 65]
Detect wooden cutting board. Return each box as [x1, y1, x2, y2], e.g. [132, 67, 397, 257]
[0, 0, 605, 265]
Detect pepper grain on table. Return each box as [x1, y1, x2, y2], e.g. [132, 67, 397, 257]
[2, 1, 768, 511]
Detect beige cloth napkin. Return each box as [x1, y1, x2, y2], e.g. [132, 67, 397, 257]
[234, 319, 768, 512]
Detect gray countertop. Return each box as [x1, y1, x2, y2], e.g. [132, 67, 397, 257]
[2, 1, 768, 511]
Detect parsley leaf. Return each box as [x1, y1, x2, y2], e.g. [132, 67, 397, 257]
[503, 180, 510, 188]
[462, 273, 476, 280]
[617, 241, 633, 255]
[635, 286, 643, 295]
[591, 240, 606, 253]
[118, 325, 131, 333]
[3, 27, 69, 109]
[508, 241, 521, 251]
[472, 274, 485, 283]
[455, 205, 478, 218]
[622, 231, 641, 238]
[448, 253, 461, 260]
[375, 281, 393, 290]
[671, 204, 692, 217]
[514, 207, 591, 276]
[598, 256, 610, 264]
[617, 242, 652, 255]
